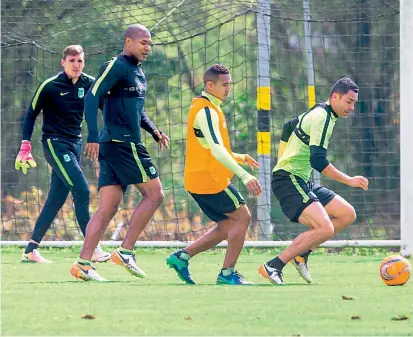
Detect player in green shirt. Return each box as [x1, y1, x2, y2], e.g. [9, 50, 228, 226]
[259, 77, 369, 285]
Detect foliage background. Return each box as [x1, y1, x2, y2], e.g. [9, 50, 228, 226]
[1, 0, 400, 241]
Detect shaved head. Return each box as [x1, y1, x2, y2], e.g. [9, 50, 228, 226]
[123, 24, 152, 62]
[124, 24, 151, 42]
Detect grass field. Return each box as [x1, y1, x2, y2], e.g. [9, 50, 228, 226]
[1, 247, 412, 336]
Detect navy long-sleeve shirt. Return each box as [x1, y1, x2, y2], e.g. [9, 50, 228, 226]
[22, 71, 95, 141]
[85, 54, 156, 143]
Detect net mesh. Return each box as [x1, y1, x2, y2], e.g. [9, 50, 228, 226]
[1, 0, 400, 242]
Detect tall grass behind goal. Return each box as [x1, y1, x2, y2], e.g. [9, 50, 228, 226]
[2, 0, 405, 251]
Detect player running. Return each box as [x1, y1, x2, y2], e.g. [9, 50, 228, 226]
[259, 77, 368, 285]
[166, 64, 262, 285]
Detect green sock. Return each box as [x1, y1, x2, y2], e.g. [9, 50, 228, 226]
[119, 247, 133, 255]
[222, 268, 234, 277]
[77, 257, 91, 265]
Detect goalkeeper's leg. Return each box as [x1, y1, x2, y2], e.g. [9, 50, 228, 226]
[43, 139, 111, 263]
[71, 174, 111, 263]
[22, 170, 68, 264]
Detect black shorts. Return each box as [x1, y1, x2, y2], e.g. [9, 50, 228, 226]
[272, 170, 336, 223]
[42, 138, 89, 191]
[189, 184, 246, 222]
[98, 141, 158, 191]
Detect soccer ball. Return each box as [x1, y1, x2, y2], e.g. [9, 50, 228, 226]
[380, 255, 411, 286]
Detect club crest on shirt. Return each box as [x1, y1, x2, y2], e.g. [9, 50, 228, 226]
[134, 78, 146, 94]
[78, 88, 85, 98]
[63, 154, 71, 162]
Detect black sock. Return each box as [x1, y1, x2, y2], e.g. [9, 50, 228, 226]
[25, 242, 39, 254]
[267, 256, 286, 270]
[299, 250, 312, 258]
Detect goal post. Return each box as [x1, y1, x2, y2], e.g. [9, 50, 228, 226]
[400, 0, 413, 258]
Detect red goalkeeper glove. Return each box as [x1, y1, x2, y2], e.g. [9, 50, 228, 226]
[15, 140, 37, 174]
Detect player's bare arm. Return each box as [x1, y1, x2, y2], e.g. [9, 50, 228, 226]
[167, 64, 258, 285]
[321, 163, 369, 190]
[260, 77, 363, 286]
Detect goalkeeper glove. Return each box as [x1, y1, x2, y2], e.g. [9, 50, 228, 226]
[15, 140, 37, 174]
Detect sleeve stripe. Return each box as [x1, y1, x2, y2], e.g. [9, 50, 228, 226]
[31, 75, 59, 110]
[91, 57, 117, 96]
[319, 111, 331, 147]
[205, 107, 220, 144]
[82, 72, 95, 80]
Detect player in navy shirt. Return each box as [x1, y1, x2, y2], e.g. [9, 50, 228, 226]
[71, 24, 169, 281]
[16, 45, 110, 264]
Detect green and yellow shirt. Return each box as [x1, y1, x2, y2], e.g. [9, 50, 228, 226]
[274, 101, 338, 182]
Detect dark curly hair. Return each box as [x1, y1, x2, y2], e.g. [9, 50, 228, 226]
[203, 64, 230, 84]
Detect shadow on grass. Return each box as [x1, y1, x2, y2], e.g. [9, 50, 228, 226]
[14, 280, 314, 287]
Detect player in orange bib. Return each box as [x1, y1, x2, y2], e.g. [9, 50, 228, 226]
[166, 64, 262, 285]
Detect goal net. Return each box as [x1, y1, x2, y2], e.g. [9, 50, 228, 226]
[1, 0, 400, 246]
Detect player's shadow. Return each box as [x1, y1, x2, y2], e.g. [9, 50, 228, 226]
[14, 280, 118, 284]
[251, 283, 315, 287]
[112, 281, 316, 289]
[14, 280, 317, 286]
